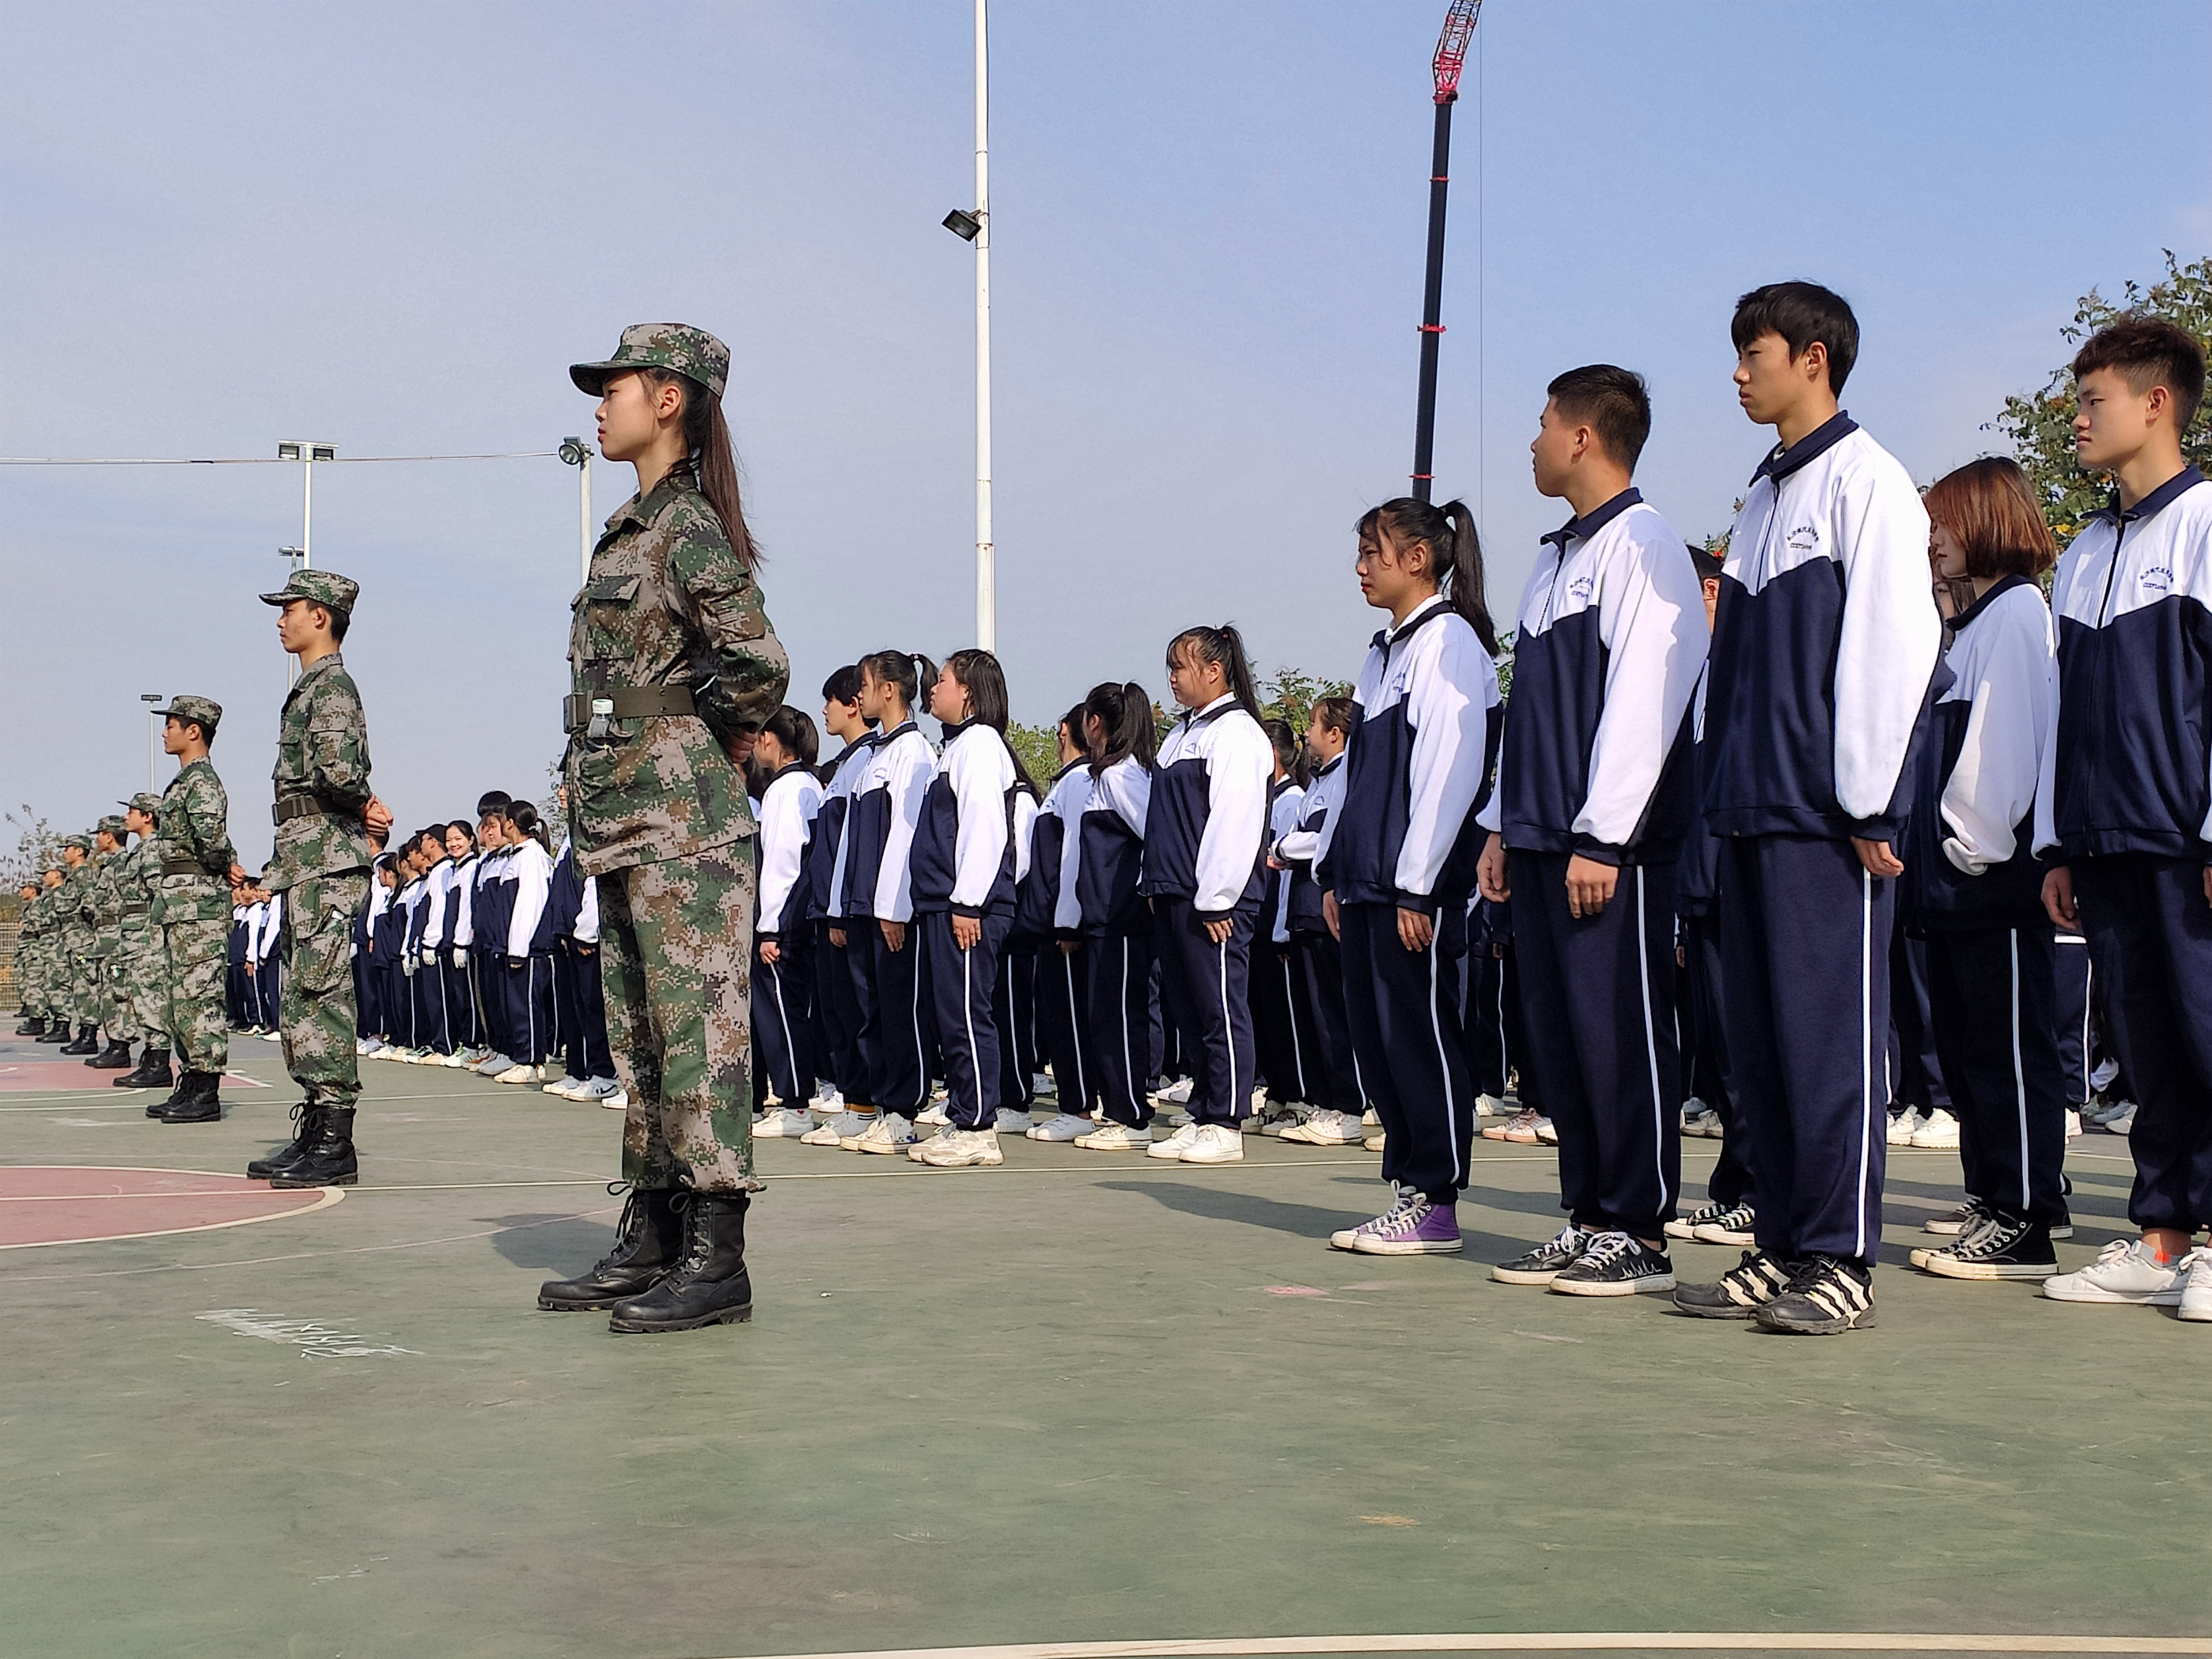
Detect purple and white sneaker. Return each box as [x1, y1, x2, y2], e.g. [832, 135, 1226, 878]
[1348, 1194, 1462, 1256]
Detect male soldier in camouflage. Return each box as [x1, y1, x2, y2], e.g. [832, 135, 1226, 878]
[143, 696, 238, 1122]
[25, 865, 69, 1039]
[538, 325, 789, 1334]
[235, 572, 389, 1183]
[52, 835, 102, 1052]
[108, 794, 173, 1090]
[79, 816, 137, 1069]
[11, 880, 43, 1033]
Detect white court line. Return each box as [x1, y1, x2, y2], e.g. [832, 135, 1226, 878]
[710, 1635, 2212, 1659]
[0, 1187, 342, 1250]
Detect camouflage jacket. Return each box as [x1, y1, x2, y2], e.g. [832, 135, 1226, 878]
[269, 651, 374, 892]
[19, 886, 50, 941]
[152, 758, 237, 925]
[85, 852, 123, 952]
[54, 864, 93, 951]
[111, 838, 160, 933]
[564, 468, 789, 877]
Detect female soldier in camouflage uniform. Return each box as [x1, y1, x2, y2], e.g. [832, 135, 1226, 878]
[538, 324, 789, 1334]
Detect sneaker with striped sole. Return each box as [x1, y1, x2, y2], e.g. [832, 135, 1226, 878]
[1673, 1249, 1794, 1319]
[1754, 1254, 1876, 1334]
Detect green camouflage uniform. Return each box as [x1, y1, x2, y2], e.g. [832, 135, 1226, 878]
[265, 639, 375, 1110]
[16, 887, 50, 1020]
[111, 832, 165, 1043]
[32, 882, 66, 1023]
[152, 749, 236, 1072]
[58, 847, 101, 1031]
[86, 833, 129, 1034]
[564, 446, 788, 1194]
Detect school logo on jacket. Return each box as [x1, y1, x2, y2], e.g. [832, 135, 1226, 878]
[1786, 523, 1822, 555]
[2138, 563, 2174, 596]
[1567, 574, 1596, 607]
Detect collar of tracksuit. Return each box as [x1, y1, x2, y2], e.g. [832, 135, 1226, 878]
[1177, 695, 1237, 731]
[1540, 486, 1644, 554]
[1371, 593, 1454, 653]
[1749, 410, 1859, 486]
[2090, 463, 2208, 529]
[1948, 571, 2037, 632]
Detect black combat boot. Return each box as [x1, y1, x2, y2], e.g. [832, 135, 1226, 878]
[538, 1187, 685, 1311]
[247, 1104, 321, 1178]
[158, 1071, 224, 1124]
[59, 1025, 100, 1055]
[87, 1037, 136, 1070]
[13, 1016, 46, 1037]
[36, 1019, 74, 1043]
[607, 1191, 753, 1333]
[268, 1106, 356, 1188]
[114, 1048, 172, 1089]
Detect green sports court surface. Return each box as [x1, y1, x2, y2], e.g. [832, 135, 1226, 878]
[2, 1031, 2207, 1659]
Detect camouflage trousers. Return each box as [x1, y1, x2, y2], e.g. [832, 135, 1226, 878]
[278, 872, 365, 1109]
[598, 845, 758, 1193]
[72, 952, 106, 1031]
[162, 918, 231, 1072]
[116, 926, 166, 1044]
[17, 941, 49, 1017]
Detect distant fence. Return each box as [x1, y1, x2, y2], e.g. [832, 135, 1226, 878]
[0, 892, 19, 1004]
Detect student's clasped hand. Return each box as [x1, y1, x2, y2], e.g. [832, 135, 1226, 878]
[1563, 853, 1616, 918]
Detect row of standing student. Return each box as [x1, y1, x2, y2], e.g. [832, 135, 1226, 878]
[350, 793, 621, 1108]
[225, 882, 282, 1035]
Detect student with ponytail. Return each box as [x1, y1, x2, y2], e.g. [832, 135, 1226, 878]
[1142, 625, 1275, 1165]
[819, 649, 938, 1156]
[906, 649, 1026, 1168]
[800, 667, 877, 1139]
[750, 705, 826, 1138]
[1276, 696, 1366, 1145]
[1250, 718, 1316, 1133]
[1021, 705, 1104, 1141]
[1317, 497, 1502, 1254]
[495, 801, 558, 1086]
[1071, 681, 1163, 1151]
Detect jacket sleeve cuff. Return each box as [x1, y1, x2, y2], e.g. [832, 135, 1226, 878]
[1570, 837, 1623, 867]
[1194, 905, 1236, 927]
[1846, 814, 1904, 843]
[1391, 889, 1439, 917]
[951, 902, 986, 921]
[756, 928, 780, 943]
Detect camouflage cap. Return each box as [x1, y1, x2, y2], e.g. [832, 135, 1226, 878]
[153, 693, 223, 733]
[259, 567, 361, 615]
[96, 815, 128, 839]
[570, 323, 729, 401]
[63, 834, 91, 853]
[123, 792, 164, 816]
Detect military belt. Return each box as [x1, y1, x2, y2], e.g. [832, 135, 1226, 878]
[273, 795, 332, 826]
[163, 858, 215, 877]
[564, 685, 696, 732]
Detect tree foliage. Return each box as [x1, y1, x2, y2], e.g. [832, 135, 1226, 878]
[1996, 249, 2212, 545]
[1, 805, 62, 888]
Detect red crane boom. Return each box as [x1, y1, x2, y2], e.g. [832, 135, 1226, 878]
[1433, 0, 1482, 103]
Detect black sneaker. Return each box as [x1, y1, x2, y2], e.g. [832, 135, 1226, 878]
[1665, 1201, 1728, 1241]
[1754, 1254, 1875, 1334]
[1548, 1231, 1674, 1297]
[1691, 1201, 1756, 1246]
[1673, 1249, 1793, 1319]
[1918, 1214, 2057, 1281]
[1923, 1196, 1994, 1236]
[1490, 1224, 1594, 1286]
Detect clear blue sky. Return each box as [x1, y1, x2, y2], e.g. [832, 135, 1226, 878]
[3, 0, 2208, 862]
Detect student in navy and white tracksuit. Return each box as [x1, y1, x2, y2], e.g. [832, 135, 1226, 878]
[1022, 712, 1104, 1139]
[1274, 708, 1362, 1133]
[1076, 681, 1162, 1138]
[995, 786, 1042, 1115]
[365, 863, 402, 1046]
[548, 830, 615, 1093]
[354, 859, 389, 1044]
[471, 834, 516, 1065]
[1144, 627, 1274, 1161]
[1250, 727, 1314, 1115]
[1476, 383, 1708, 1286]
[1691, 288, 1941, 1327]
[752, 714, 826, 1115]
[1905, 462, 2068, 1272]
[1462, 897, 1522, 1105]
[255, 890, 284, 1032]
[1319, 498, 1503, 1246]
[909, 651, 1023, 1157]
[810, 677, 877, 1112]
[440, 827, 481, 1057]
[835, 654, 938, 1130]
[2035, 333, 2212, 1281]
[502, 811, 557, 1073]
[416, 842, 455, 1055]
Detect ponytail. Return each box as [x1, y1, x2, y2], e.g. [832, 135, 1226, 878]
[645, 368, 759, 570]
[1166, 623, 1264, 721]
[1084, 681, 1159, 777]
[1356, 497, 1498, 655]
[858, 649, 936, 718]
[945, 647, 1040, 797]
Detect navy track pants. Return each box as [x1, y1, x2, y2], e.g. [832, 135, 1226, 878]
[1337, 898, 1474, 1201]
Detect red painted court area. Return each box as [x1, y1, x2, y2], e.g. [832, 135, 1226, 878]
[0, 1166, 338, 1249]
[0, 1062, 265, 1092]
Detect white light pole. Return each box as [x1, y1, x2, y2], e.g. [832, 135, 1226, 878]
[942, 1, 993, 650]
[560, 437, 595, 585]
[141, 694, 163, 792]
[276, 441, 336, 568]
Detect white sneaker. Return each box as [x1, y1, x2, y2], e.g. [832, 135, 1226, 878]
[1032, 1071, 1056, 1098]
[993, 1107, 1034, 1134]
[1074, 1121, 1154, 1150]
[1259, 1106, 1311, 1138]
[916, 1128, 1004, 1167]
[1887, 1108, 1924, 1146]
[440, 1050, 472, 1068]
[472, 1052, 514, 1077]
[354, 1038, 369, 1056]
[1363, 1132, 1386, 1152]
[1249, 1086, 1272, 1116]
[2065, 1108, 2083, 1140]
[1910, 1108, 1961, 1150]
[1157, 1078, 1194, 1106]
[1282, 1108, 1364, 1145]
[1146, 1122, 1203, 1160]
[801, 1110, 871, 1146]
[1475, 1093, 1507, 1119]
[1177, 1123, 1245, 1164]
[2179, 1250, 2212, 1323]
[259, 1029, 284, 1041]
[1166, 1110, 1194, 1128]
[810, 1084, 844, 1114]
[853, 1113, 916, 1155]
[493, 1064, 536, 1085]
[2104, 1102, 2138, 1135]
[578, 1077, 627, 1109]
[2042, 1239, 2190, 1305]
[1681, 1106, 1721, 1139]
[1533, 1117, 1558, 1145]
[1361, 1107, 1381, 1128]
[755, 1106, 815, 1138]
[544, 1074, 588, 1097]
[1027, 1112, 1093, 1141]
[915, 1100, 951, 1127]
